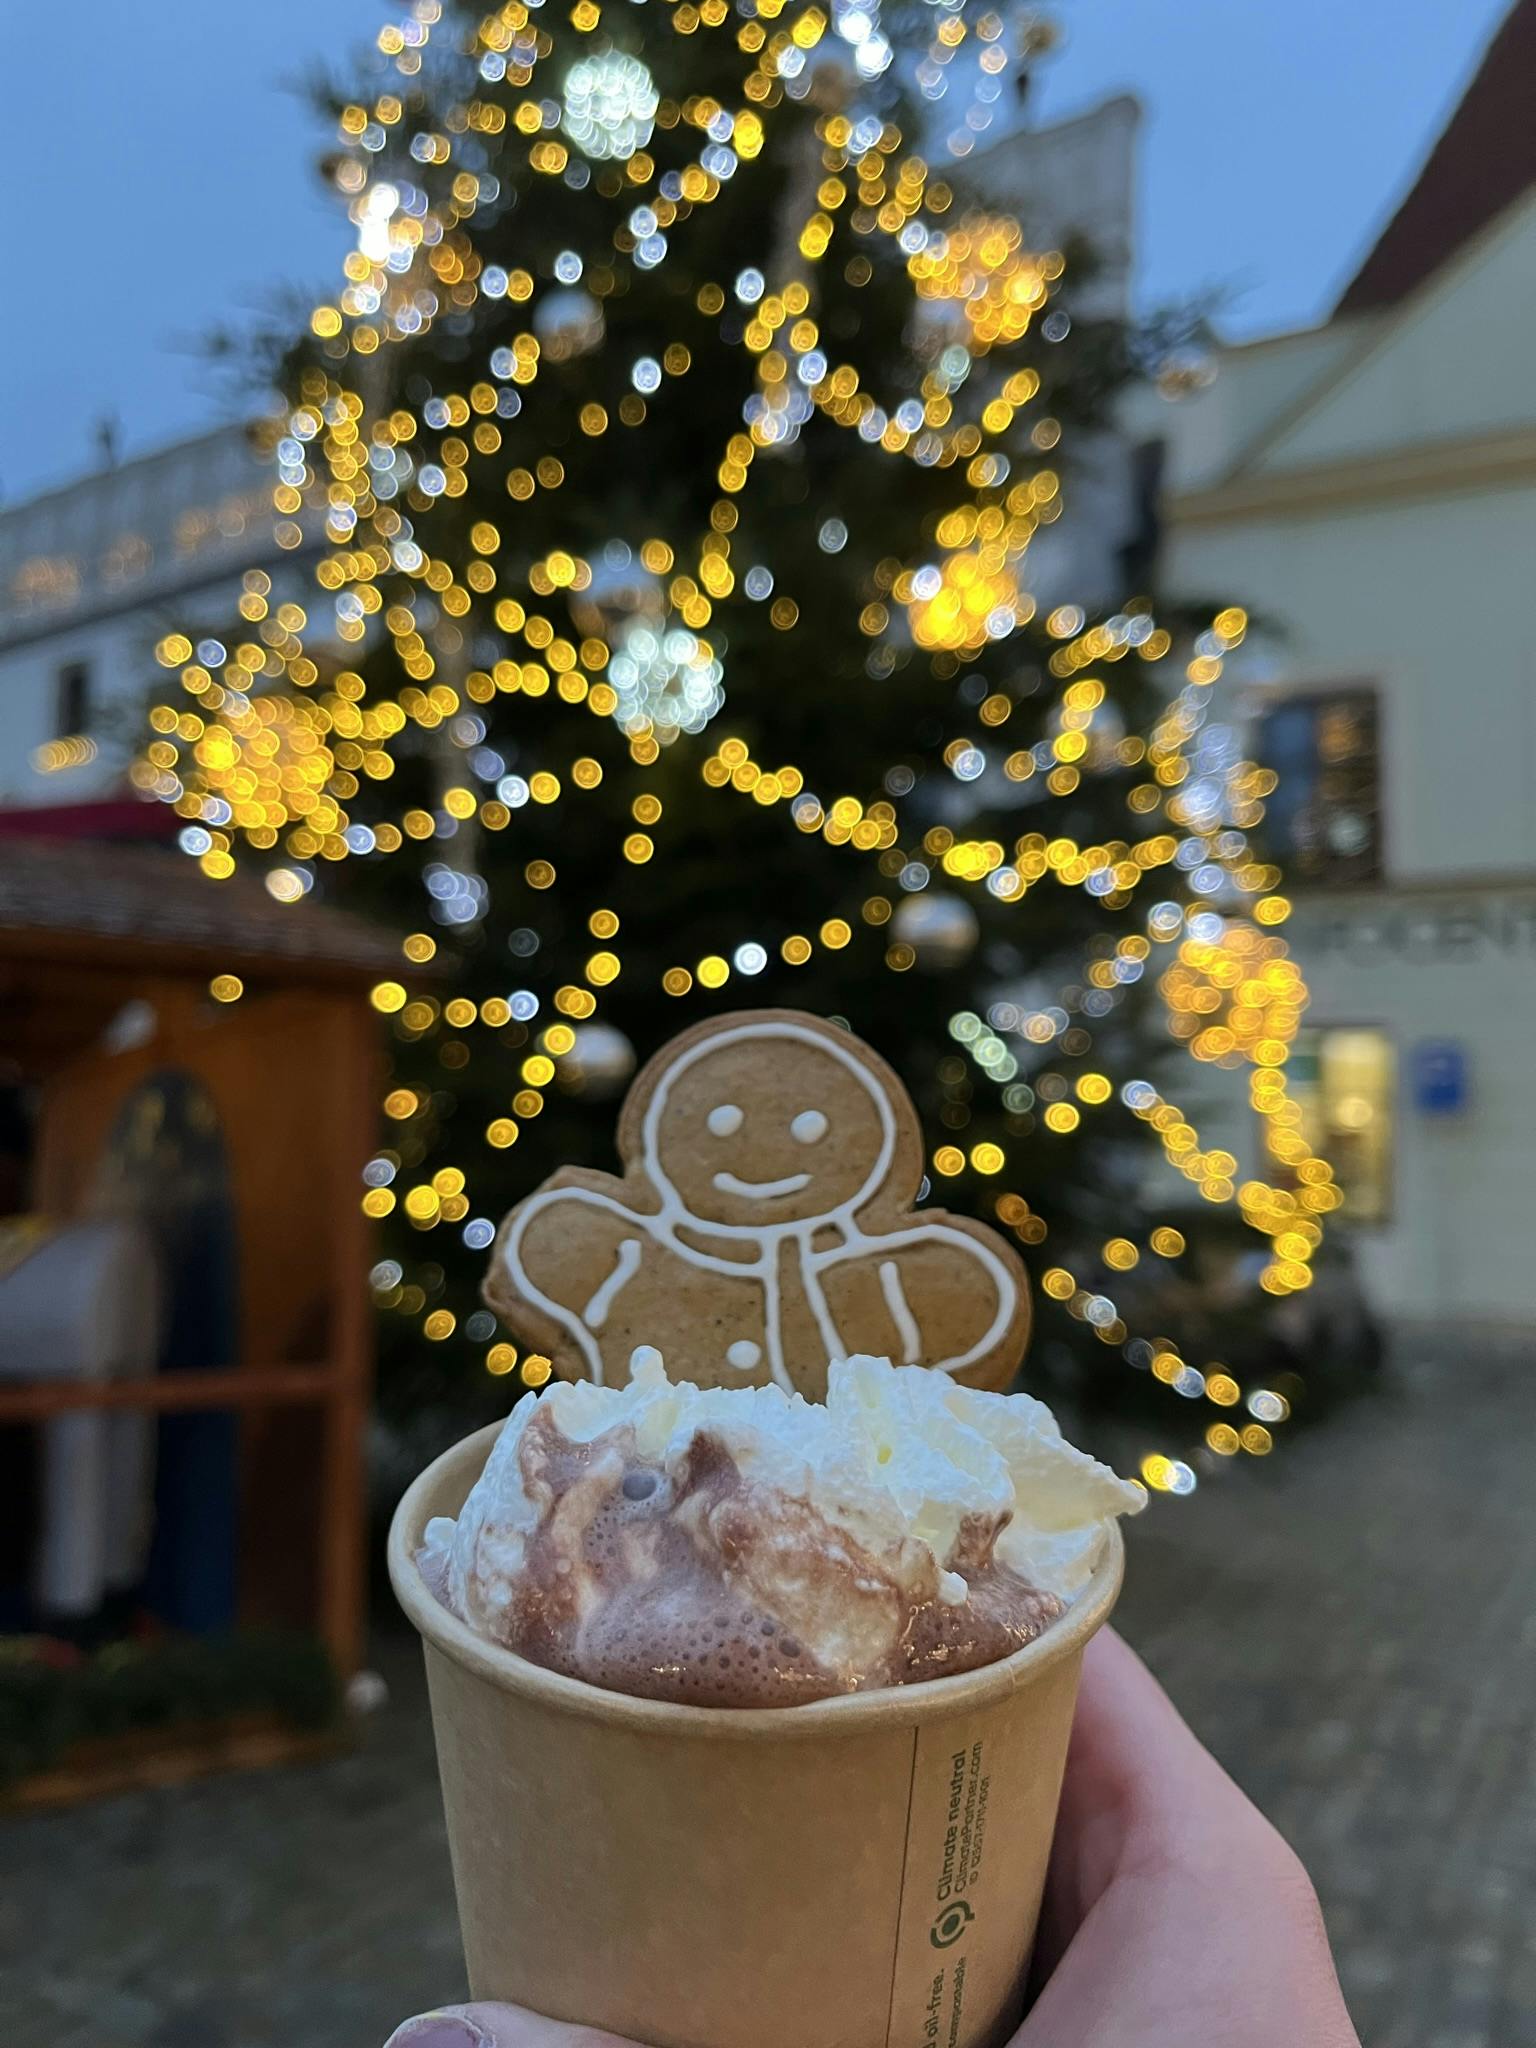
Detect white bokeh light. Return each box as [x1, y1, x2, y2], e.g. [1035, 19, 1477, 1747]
[562, 51, 658, 163]
[607, 617, 725, 741]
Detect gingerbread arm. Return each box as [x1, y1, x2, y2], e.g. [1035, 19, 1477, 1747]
[812, 1215, 1030, 1391]
[484, 1172, 660, 1383]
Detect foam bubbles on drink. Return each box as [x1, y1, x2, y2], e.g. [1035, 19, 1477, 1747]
[428, 1352, 1143, 1707]
[437, 1405, 1060, 1706]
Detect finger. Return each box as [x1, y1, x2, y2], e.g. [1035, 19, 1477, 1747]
[1027, 1635, 1358, 2047]
[1021, 1853, 1360, 2048]
[1023, 1808, 1360, 2048]
[1059, 1627, 1274, 1848]
[385, 2004, 644, 2047]
[1065, 1628, 1222, 1803]
[1035, 1629, 1285, 1972]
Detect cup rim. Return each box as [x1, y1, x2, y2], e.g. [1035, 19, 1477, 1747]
[389, 1417, 1125, 1741]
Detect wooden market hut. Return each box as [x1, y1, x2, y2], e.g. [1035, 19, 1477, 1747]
[0, 834, 398, 1796]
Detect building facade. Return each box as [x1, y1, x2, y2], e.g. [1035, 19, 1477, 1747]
[0, 426, 318, 810]
[1151, 8, 1536, 1330]
[964, 94, 1144, 613]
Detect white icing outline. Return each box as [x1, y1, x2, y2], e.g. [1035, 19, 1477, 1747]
[583, 1237, 641, 1328]
[498, 1019, 1021, 1391]
[712, 1169, 811, 1200]
[879, 1259, 921, 1364]
[644, 1021, 898, 1233]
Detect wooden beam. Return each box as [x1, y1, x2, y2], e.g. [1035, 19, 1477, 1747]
[3, 1717, 347, 1814]
[317, 997, 383, 1679]
[0, 922, 396, 990]
[0, 1367, 334, 1423]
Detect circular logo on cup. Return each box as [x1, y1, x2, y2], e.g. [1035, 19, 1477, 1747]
[930, 1898, 975, 1949]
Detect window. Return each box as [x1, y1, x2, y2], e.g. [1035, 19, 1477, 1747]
[1254, 687, 1380, 886]
[55, 660, 92, 737]
[1286, 1027, 1395, 1224]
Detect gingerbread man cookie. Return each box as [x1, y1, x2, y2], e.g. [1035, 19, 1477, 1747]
[484, 1009, 1030, 1398]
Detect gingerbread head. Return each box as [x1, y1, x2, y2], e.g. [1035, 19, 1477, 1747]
[627, 1012, 911, 1232]
[485, 1009, 1032, 1398]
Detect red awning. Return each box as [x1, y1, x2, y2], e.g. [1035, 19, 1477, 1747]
[0, 798, 180, 843]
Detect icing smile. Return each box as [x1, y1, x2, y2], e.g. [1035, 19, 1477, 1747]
[711, 1169, 812, 1200]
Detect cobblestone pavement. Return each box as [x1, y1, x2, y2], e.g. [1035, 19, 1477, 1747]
[3, 1352, 1533, 2048]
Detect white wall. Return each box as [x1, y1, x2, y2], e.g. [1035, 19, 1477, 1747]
[0, 617, 156, 804]
[1283, 890, 1536, 1322]
[1155, 196, 1536, 1325]
[0, 424, 298, 808]
[1165, 484, 1536, 883]
[966, 94, 1141, 321]
[0, 568, 261, 806]
[1163, 481, 1536, 1320]
[1254, 197, 1536, 472]
[1135, 321, 1370, 496]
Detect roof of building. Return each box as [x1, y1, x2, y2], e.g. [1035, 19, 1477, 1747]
[0, 423, 255, 535]
[1336, 0, 1536, 316]
[0, 837, 406, 983]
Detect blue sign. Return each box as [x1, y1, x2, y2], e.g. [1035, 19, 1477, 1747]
[1412, 1040, 1469, 1117]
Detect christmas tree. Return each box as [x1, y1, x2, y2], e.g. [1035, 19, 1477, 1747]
[142, 0, 1340, 1493]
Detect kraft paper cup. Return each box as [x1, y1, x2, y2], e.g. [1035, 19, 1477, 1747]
[390, 1421, 1123, 2048]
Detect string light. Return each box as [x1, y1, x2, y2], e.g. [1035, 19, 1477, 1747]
[907, 216, 1056, 350]
[562, 52, 660, 163]
[32, 734, 98, 773]
[607, 618, 725, 740]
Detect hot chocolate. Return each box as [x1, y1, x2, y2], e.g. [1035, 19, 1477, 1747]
[423, 1351, 1141, 1707]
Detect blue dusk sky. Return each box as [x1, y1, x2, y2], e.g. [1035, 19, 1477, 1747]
[7, 0, 1512, 499]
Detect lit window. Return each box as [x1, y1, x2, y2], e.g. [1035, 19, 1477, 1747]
[1288, 1027, 1394, 1223]
[1255, 687, 1380, 886]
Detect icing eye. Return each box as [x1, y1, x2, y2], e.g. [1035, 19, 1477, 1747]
[707, 1103, 744, 1137]
[790, 1109, 828, 1144]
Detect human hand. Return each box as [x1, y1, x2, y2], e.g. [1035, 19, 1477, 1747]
[1019, 1626, 1359, 2044]
[383, 2011, 629, 2046]
[384, 1629, 1358, 2048]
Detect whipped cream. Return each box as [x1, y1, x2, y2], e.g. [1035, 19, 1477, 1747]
[424, 1353, 1142, 1703]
